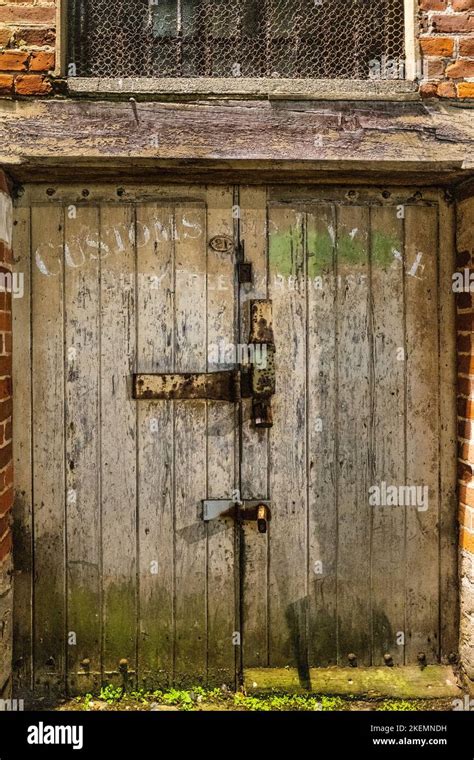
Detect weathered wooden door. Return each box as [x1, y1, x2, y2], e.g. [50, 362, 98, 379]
[12, 184, 457, 698]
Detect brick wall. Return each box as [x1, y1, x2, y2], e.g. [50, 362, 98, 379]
[0, 1, 473, 99]
[456, 194, 474, 678]
[419, 0, 474, 97]
[0, 0, 55, 97]
[0, 170, 12, 698]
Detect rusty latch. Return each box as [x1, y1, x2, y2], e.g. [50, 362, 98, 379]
[133, 370, 241, 402]
[202, 500, 271, 533]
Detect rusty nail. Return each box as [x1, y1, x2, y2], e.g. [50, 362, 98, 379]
[46, 188, 56, 197]
[382, 190, 391, 199]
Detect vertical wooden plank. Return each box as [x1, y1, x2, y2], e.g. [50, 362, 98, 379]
[205, 186, 236, 687]
[100, 203, 137, 687]
[64, 205, 101, 695]
[173, 200, 208, 686]
[240, 186, 269, 669]
[267, 206, 308, 675]
[306, 204, 338, 666]
[405, 204, 440, 663]
[136, 203, 175, 689]
[31, 204, 66, 697]
[370, 204, 406, 666]
[438, 197, 458, 661]
[336, 204, 371, 666]
[12, 206, 33, 695]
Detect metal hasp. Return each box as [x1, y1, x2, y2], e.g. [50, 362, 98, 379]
[248, 300, 275, 428]
[133, 301, 276, 427]
[133, 370, 241, 401]
[202, 500, 272, 534]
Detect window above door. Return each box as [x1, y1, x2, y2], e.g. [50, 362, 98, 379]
[67, 0, 411, 82]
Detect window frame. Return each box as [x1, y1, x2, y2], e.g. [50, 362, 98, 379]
[58, 0, 420, 93]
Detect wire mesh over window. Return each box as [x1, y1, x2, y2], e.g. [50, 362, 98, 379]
[68, 0, 406, 79]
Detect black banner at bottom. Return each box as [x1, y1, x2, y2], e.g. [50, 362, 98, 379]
[0, 710, 473, 758]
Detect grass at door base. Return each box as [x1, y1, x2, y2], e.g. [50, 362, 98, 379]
[244, 666, 462, 700]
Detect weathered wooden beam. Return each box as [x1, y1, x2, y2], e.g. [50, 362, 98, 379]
[0, 99, 472, 183]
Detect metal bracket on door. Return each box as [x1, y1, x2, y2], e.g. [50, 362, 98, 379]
[202, 500, 272, 533]
[133, 300, 275, 428]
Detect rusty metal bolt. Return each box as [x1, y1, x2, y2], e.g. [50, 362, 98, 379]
[382, 190, 391, 199]
[119, 658, 128, 671]
[383, 653, 393, 667]
[348, 653, 357, 667]
[81, 658, 91, 670]
[81, 189, 90, 198]
[46, 188, 56, 197]
[417, 652, 427, 667]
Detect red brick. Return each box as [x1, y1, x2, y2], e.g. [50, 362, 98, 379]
[0, 29, 11, 48]
[0, 6, 55, 25]
[0, 376, 11, 401]
[457, 313, 474, 332]
[0, 511, 9, 541]
[420, 81, 439, 97]
[0, 74, 13, 96]
[14, 73, 52, 96]
[0, 50, 28, 71]
[12, 28, 55, 48]
[458, 396, 474, 418]
[29, 51, 55, 72]
[459, 461, 473, 483]
[453, 0, 474, 10]
[0, 398, 11, 423]
[446, 59, 474, 77]
[437, 80, 457, 96]
[425, 58, 447, 77]
[459, 37, 474, 56]
[0, 527, 11, 563]
[0, 356, 11, 376]
[2, 462, 13, 490]
[458, 333, 471, 353]
[0, 313, 11, 333]
[432, 13, 474, 33]
[0, 293, 12, 312]
[458, 82, 474, 97]
[459, 418, 473, 439]
[420, 0, 447, 8]
[4, 333, 11, 354]
[459, 375, 474, 396]
[457, 292, 473, 309]
[420, 37, 455, 56]
[0, 487, 12, 519]
[0, 443, 12, 470]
